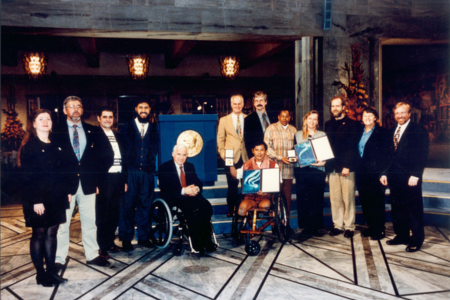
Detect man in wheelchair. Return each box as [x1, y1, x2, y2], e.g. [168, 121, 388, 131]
[231, 142, 280, 216]
[158, 144, 216, 254]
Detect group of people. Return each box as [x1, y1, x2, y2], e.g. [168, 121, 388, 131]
[19, 91, 429, 288]
[217, 92, 429, 254]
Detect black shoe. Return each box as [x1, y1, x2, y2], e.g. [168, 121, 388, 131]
[301, 228, 318, 236]
[36, 274, 55, 287]
[361, 228, 373, 238]
[122, 241, 134, 252]
[405, 245, 421, 252]
[205, 242, 218, 253]
[138, 239, 154, 248]
[48, 272, 68, 284]
[54, 262, 65, 273]
[329, 228, 344, 236]
[109, 245, 122, 253]
[370, 232, 386, 240]
[87, 256, 110, 267]
[344, 230, 354, 238]
[386, 236, 408, 246]
[99, 250, 110, 259]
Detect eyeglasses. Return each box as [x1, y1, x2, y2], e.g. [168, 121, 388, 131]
[66, 105, 82, 109]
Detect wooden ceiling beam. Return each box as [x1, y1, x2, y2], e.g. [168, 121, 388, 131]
[240, 43, 292, 70]
[165, 40, 197, 69]
[77, 38, 99, 68]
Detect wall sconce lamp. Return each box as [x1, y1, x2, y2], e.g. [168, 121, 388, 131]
[127, 54, 150, 80]
[22, 52, 48, 79]
[219, 56, 240, 80]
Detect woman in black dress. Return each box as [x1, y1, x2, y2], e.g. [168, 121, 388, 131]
[18, 109, 70, 287]
[294, 110, 327, 235]
[356, 107, 392, 240]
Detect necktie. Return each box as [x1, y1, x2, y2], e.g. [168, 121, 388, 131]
[73, 125, 80, 161]
[236, 116, 242, 137]
[393, 125, 401, 151]
[262, 113, 269, 131]
[180, 166, 186, 188]
[141, 123, 145, 138]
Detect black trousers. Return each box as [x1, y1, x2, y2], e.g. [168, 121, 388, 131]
[96, 173, 124, 250]
[388, 174, 424, 247]
[294, 167, 326, 231]
[225, 158, 243, 213]
[355, 172, 386, 234]
[176, 195, 213, 251]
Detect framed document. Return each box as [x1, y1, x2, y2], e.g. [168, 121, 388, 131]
[225, 149, 234, 166]
[287, 149, 297, 162]
[242, 168, 280, 194]
[294, 136, 334, 167]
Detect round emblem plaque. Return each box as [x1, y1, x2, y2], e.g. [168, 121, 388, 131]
[177, 130, 203, 157]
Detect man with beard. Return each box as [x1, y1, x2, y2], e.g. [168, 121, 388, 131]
[244, 91, 276, 159]
[119, 100, 159, 251]
[54, 96, 109, 268]
[93, 107, 127, 258]
[381, 102, 429, 252]
[325, 97, 360, 238]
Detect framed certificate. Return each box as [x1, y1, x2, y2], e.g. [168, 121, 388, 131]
[294, 136, 334, 167]
[225, 149, 234, 166]
[242, 168, 280, 194]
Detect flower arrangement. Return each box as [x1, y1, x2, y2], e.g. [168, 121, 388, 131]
[332, 43, 369, 121]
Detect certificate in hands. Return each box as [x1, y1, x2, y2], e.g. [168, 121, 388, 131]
[242, 168, 280, 194]
[225, 149, 234, 166]
[295, 135, 334, 167]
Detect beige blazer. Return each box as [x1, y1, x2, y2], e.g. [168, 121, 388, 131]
[217, 113, 248, 163]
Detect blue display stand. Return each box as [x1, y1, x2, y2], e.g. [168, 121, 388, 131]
[158, 114, 218, 185]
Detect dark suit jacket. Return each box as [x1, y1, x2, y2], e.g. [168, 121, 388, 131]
[158, 160, 203, 206]
[383, 121, 429, 180]
[244, 110, 277, 158]
[120, 119, 159, 173]
[52, 121, 97, 195]
[92, 127, 128, 186]
[356, 125, 392, 175]
[324, 116, 360, 173]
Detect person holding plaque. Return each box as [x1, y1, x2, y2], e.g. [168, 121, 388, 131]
[294, 110, 327, 235]
[264, 110, 297, 220]
[231, 142, 279, 216]
[217, 94, 248, 216]
[355, 107, 391, 240]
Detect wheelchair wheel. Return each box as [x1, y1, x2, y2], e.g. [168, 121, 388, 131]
[275, 193, 289, 243]
[149, 198, 173, 248]
[172, 244, 185, 256]
[245, 240, 261, 256]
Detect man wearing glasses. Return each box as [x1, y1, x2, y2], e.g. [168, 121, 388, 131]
[53, 96, 109, 269]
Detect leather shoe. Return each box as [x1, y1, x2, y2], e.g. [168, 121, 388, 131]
[329, 228, 343, 236]
[54, 262, 65, 273]
[361, 228, 373, 238]
[122, 241, 134, 252]
[87, 256, 110, 267]
[138, 239, 154, 248]
[370, 232, 386, 240]
[109, 245, 122, 253]
[386, 237, 408, 246]
[49, 272, 68, 284]
[344, 230, 354, 238]
[36, 274, 55, 287]
[99, 250, 110, 259]
[405, 245, 421, 252]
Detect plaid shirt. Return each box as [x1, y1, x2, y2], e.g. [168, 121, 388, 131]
[264, 122, 297, 179]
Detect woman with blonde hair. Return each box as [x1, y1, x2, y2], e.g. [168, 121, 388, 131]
[18, 109, 70, 287]
[294, 110, 327, 235]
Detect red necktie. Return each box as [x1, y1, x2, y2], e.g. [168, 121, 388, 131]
[180, 166, 186, 188]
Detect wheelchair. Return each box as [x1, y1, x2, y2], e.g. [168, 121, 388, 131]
[148, 198, 219, 256]
[231, 192, 289, 256]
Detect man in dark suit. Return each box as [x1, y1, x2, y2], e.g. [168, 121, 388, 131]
[54, 96, 109, 267]
[119, 100, 159, 251]
[325, 96, 360, 238]
[93, 107, 128, 258]
[381, 102, 429, 252]
[244, 91, 276, 159]
[158, 144, 216, 254]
